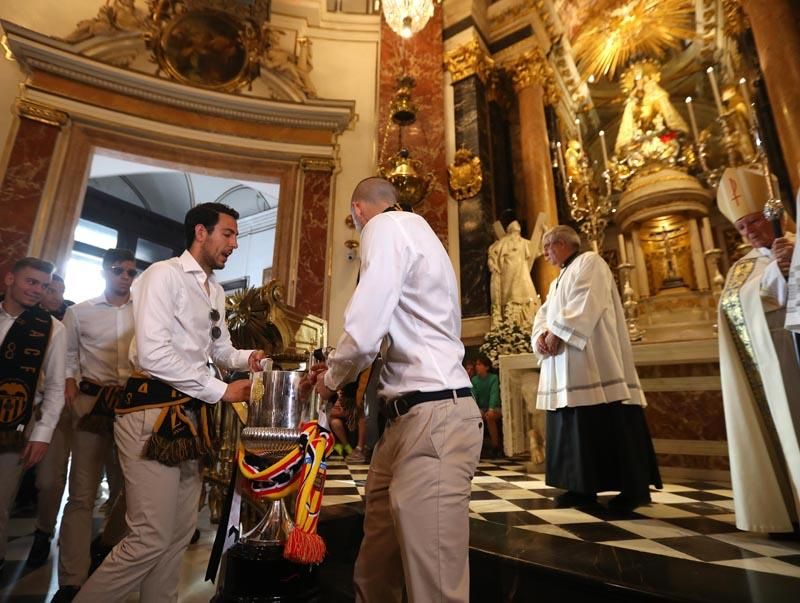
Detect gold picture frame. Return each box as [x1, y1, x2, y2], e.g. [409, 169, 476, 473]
[157, 10, 249, 92]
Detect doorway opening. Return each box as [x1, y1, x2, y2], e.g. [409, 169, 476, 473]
[64, 150, 280, 303]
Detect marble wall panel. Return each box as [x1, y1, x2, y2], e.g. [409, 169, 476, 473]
[294, 170, 331, 317]
[644, 391, 727, 441]
[378, 10, 448, 245]
[637, 362, 720, 378]
[656, 453, 730, 471]
[0, 118, 60, 276]
[453, 76, 494, 317]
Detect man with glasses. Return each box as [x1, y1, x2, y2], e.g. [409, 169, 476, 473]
[51, 249, 137, 601]
[77, 203, 262, 602]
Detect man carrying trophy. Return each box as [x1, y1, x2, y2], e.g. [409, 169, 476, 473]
[76, 203, 264, 603]
[312, 177, 483, 603]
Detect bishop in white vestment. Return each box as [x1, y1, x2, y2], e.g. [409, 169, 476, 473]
[532, 226, 661, 512]
[716, 166, 800, 535]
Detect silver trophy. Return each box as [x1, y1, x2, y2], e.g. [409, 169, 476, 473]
[239, 362, 316, 547]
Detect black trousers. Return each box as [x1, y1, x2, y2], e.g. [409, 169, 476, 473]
[545, 401, 662, 495]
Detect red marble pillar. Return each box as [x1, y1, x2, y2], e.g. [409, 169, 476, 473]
[0, 117, 62, 277]
[378, 8, 448, 245]
[294, 167, 332, 317]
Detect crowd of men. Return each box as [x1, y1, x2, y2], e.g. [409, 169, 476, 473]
[0, 171, 797, 603]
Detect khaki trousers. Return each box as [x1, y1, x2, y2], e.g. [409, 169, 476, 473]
[354, 394, 483, 603]
[75, 407, 202, 603]
[0, 450, 27, 560]
[58, 392, 118, 586]
[35, 407, 73, 536]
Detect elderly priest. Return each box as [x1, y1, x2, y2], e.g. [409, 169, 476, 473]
[716, 165, 800, 536]
[532, 225, 661, 513]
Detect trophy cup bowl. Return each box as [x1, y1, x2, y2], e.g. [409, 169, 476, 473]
[240, 368, 312, 547]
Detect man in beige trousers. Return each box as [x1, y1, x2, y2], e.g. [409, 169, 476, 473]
[52, 248, 136, 602]
[75, 203, 262, 602]
[313, 178, 483, 602]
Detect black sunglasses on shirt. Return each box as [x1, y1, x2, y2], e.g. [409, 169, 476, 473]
[210, 308, 221, 340]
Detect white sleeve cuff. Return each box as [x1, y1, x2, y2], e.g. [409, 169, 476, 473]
[199, 377, 229, 404]
[29, 424, 54, 444]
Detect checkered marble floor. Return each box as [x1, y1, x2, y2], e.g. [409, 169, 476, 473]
[322, 457, 800, 580]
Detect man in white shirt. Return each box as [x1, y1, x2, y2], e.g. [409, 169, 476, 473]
[0, 257, 66, 574]
[715, 166, 800, 536]
[312, 178, 483, 603]
[532, 225, 661, 512]
[52, 248, 137, 602]
[77, 203, 263, 602]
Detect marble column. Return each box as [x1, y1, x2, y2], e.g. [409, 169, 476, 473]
[507, 49, 560, 298]
[741, 0, 800, 193]
[0, 104, 66, 276]
[294, 161, 333, 318]
[688, 219, 710, 290]
[445, 39, 495, 317]
[631, 227, 651, 297]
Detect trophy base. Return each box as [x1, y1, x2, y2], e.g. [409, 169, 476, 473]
[213, 542, 321, 602]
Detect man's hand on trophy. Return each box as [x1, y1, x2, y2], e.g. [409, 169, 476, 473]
[312, 367, 337, 401]
[222, 378, 251, 403]
[248, 350, 267, 372]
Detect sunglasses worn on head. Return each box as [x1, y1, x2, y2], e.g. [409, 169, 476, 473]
[110, 266, 138, 278]
[210, 308, 221, 340]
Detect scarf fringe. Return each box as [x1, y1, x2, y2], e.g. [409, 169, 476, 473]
[284, 530, 326, 565]
[142, 433, 202, 466]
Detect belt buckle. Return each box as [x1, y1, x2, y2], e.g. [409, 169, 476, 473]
[391, 397, 409, 419]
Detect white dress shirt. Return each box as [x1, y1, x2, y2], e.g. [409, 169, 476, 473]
[324, 211, 471, 400]
[129, 250, 252, 404]
[64, 294, 134, 386]
[0, 302, 66, 443]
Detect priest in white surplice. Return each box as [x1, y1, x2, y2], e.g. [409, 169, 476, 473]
[531, 225, 661, 512]
[717, 165, 800, 536]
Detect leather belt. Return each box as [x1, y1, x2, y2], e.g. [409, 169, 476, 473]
[382, 387, 473, 420]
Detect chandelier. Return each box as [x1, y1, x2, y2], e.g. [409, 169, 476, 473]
[381, 0, 435, 39]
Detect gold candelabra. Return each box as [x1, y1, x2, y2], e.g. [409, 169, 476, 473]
[617, 263, 644, 341]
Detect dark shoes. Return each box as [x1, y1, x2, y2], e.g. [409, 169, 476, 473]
[608, 491, 652, 512]
[26, 529, 52, 568]
[51, 585, 80, 602]
[89, 535, 113, 576]
[554, 491, 597, 508]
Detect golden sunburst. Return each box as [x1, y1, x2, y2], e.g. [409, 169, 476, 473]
[572, 0, 695, 79]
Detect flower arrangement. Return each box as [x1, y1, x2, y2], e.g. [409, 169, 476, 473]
[479, 319, 533, 365]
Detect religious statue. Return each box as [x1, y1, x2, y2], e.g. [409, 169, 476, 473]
[260, 24, 317, 98]
[64, 0, 147, 43]
[720, 87, 757, 165]
[614, 61, 689, 168]
[488, 215, 547, 329]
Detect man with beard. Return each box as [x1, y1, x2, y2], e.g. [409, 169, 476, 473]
[52, 249, 137, 601]
[311, 177, 482, 602]
[76, 204, 263, 602]
[0, 257, 66, 574]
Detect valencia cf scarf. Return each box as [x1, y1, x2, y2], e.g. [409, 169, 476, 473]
[117, 375, 215, 466]
[0, 307, 53, 451]
[76, 380, 122, 435]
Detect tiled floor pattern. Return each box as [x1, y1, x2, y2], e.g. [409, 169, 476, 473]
[323, 457, 800, 580]
[2, 458, 799, 601]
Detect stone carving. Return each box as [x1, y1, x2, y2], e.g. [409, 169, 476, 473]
[488, 216, 547, 329]
[64, 0, 147, 43]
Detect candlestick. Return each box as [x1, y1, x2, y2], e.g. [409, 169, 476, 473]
[618, 234, 628, 264]
[706, 66, 724, 116]
[556, 141, 567, 184]
[575, 117, 583, 148]
[598, 130, 609, 168]
[701, 217, 714, 251]
[685, 97, 700, 142]
[738, 77, 752, 109]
